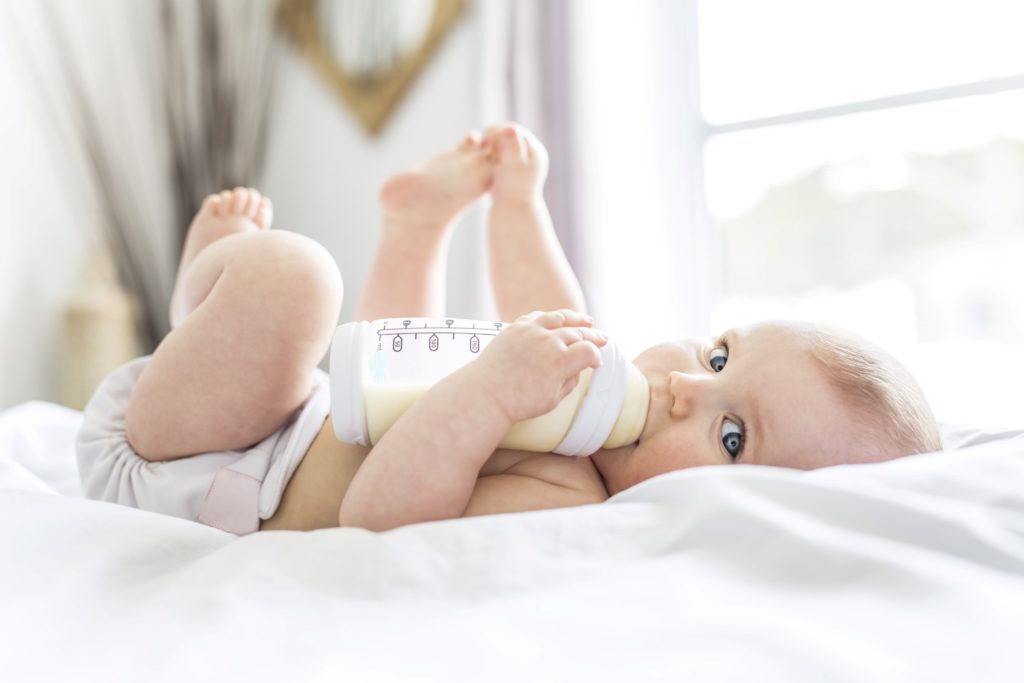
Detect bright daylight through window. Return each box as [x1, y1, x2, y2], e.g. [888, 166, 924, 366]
[696, 0, 1024, 426]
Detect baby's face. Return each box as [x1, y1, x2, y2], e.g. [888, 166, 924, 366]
[591, 321, 881, 495]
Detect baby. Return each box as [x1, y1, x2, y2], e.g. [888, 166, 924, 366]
[77, 123, 941, 534]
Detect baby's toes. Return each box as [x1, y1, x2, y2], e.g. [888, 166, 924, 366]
[218, 190, 234, 213]
[254, 197, 273, 230]
[241, 188, 262, 219]
[498, 127, 529, 164]
[460, 129, 482, 150]
[227, 187, 249, 215]
[519, 128, 548, 165]
[200, 193, 222, 218]
[481, 137, 497, 162]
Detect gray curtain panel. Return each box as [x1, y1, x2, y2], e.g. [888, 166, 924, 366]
[14, 0, 281, 351]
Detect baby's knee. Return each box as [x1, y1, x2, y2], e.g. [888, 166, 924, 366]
[241, 231, 343, 312]
[282, 234, 343, 311]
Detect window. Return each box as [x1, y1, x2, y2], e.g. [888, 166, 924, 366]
[696, 0, 1024, 426]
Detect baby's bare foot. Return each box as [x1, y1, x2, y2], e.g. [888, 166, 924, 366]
[379, 132, 493, 228]
[170, 187, 273, 327]
[483, 122, 549, 202]
[179, 187, 273, 272]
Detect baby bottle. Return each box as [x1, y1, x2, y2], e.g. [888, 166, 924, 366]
[330, 317, 650, 456]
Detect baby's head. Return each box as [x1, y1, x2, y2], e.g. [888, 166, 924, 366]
[591, 320, 941, 494]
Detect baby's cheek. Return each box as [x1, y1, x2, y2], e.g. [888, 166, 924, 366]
[646, 431, 714, 474]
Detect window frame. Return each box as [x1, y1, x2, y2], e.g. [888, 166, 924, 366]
[686, 1, 1024, 333]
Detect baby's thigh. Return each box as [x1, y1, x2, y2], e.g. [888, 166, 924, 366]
[126, 231, 343, 461]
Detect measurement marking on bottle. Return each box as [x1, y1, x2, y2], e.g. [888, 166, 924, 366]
[376, 320, 504, 353]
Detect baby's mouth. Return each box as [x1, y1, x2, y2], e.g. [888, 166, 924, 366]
[638, 374, 672, 439]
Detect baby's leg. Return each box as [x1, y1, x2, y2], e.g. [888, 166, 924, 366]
[354, 133, 492, 320]
[125, 188, 343, 461]
[483, 123, 587, 320]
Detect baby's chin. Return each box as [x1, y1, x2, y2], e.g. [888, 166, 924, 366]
[588, 443, 638, 495]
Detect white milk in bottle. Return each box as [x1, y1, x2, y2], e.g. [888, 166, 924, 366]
[330, 317, 649, 456]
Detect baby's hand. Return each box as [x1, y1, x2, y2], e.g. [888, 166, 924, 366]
[468, 310, 606, 424]
[482, 122, 549, 200]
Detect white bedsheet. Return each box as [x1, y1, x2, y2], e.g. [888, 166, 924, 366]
[2, 401, 1024, 682]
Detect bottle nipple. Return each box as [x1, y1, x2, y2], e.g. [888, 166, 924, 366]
[603, 362, 650, 448]
[552, 340, 650, 456]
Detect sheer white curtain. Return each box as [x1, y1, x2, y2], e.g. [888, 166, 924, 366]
[480, 0, 580, 266]
[1, 0, 278, 407]
[479, 0, 712, 356]
[5, 1, 178, 346]
[0, 1, 171, 407]
[3, 0, 279, 351]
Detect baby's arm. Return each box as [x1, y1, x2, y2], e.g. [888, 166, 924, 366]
[336, 365, 511, 531]
[337, 310, 605, 531]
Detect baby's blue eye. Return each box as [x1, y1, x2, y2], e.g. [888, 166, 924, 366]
[721, 419, 744, 459]
[709, 347, 728, 372]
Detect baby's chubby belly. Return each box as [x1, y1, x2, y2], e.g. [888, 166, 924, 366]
[260, 415, 609, 531]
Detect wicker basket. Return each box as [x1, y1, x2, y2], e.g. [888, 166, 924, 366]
[59, 251, 139, 410]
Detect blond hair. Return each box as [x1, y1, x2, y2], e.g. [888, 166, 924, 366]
[803, 326, 942, 458]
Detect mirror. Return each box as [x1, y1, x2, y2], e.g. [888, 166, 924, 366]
[277, 0, 468, 135]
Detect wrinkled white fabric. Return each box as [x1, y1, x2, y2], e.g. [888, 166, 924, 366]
[3, 402, 1024, 682]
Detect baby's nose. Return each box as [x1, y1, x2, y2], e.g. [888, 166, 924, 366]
[668, 371, 710, 419]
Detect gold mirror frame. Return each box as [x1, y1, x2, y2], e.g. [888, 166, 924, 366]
[277, 0, 468, 135]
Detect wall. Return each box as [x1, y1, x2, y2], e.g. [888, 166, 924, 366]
[263, 1, 492, 326]
[0, 2, 490, 410]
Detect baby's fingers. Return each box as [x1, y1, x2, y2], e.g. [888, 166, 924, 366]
[563, 340, 603, 378]
[528, 309, 593, 330]
[560, 373, 580, 398]
[554, 326, 607, 348]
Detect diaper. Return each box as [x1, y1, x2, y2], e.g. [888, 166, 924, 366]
[76, 356, 330, 535]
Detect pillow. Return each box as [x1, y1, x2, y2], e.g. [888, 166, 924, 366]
[940, 422, 1024, 451]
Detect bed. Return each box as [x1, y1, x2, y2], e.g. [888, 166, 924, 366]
[2, 400, 1024, 682]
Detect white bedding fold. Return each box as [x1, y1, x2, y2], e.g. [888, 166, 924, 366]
[3, 402, 1024, 682]
[1, 451, 1023, 681]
